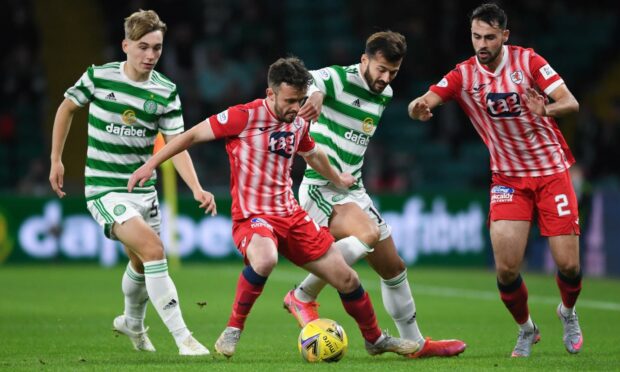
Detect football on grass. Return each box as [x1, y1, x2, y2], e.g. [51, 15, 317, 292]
[298, 318, 348, 363]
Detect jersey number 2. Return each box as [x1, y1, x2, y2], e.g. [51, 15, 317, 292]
[554, 194, 570, 216]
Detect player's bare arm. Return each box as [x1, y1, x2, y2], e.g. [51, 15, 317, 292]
[128, 120, 216, 192]
[301, 148, 356, 189]
[297, 91, 325, 122]
[164, 133, 217, 216]
[522, 85, 579, 117]
[407, 91, 443, 121]
[49, 98, 81, 198]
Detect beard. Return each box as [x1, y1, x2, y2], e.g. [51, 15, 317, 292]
[274, 104, 296, 123]
[363, 69, 387, 94]
[476, 46, 502, 65]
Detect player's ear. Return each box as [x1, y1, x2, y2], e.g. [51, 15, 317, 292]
[266, 87, 275, 101]
[122, 39, 129, 54]
[503, 29, 510, 43]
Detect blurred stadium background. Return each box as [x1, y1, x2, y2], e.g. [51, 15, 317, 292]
[1, 0, 619, 277]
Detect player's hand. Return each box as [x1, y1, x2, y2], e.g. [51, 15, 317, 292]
[298, 92, 324, 122]
[409, 100, 433, 121]
[49, 160, 66, 198]
[194, 189, 217, 216]
[127, 163, 155, 192]
[521, 87, 547, 116]
[408, 99, 433, 121]
[334, 173, 356, 189]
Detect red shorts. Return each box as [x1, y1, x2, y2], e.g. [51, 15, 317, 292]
[489, 170, 580, 236]
[231, 208, 334, 266]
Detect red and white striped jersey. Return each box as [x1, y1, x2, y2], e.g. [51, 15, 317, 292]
[209, 99, 316, 220]
[430, 45, 575, 177]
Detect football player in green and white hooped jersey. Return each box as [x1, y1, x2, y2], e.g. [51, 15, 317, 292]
[49, 10, 215, 356]
[283, 31, 467, 358]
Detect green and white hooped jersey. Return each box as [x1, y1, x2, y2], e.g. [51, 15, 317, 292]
[64, 61, 184, 200]
[302, 64, 392, 187]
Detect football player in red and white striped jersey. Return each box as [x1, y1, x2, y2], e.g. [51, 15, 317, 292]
[129, 57, 420, 359]
[408, 3, 583, 358]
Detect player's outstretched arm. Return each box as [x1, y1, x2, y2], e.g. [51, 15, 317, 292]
[128, 120, 216, 192]
[407, 91, 443, 121]
[49, 98, 81, 198]
[165, 132, 217, 216]
[301, 148, 356, 189]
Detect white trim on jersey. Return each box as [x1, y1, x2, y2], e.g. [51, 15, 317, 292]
[544, 79, 564, 95]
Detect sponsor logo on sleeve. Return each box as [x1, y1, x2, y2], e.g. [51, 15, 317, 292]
[491, 185, 515, 203]
[217, 110, 229, 124]
[437, 78, 448, 88]
[539, 64, 557, 80]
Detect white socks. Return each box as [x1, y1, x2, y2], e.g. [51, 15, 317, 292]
[381, 270, 424, 345]
[295, 236, 372, 302]
[122, 262, 149, 332]
[143, 259, 191, 345]
[559, 303, 575, 317]
[519, 315, 535, 332]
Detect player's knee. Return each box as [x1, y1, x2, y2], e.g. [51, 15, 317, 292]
[358, 224, 380, 247]
[496, 266, 520, 284]
[335, 269, 360, 293]
[558, 263, 580, 278]
[140, 239, 166, 262]
[250, 254, 278, 276]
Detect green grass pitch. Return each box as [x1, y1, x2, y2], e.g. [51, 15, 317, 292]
[1, 262, 619, 371]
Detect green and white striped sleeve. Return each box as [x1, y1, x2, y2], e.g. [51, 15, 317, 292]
[65, 66, 95, 107]
[159, 89, 184, 135]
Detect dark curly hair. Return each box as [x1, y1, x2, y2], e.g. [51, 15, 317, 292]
[267, 57, 312, 91]
[470, 3, 508, 29]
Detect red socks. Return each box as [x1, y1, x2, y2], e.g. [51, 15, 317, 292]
[227, 266, 267, 330]
[556, 270, 582, 308]
[339, 285, 382, 343]
[497, 275, 530, 324]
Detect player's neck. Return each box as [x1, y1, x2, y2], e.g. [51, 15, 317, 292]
[265, 98, 278, 121]
[123, 62, 150, 82]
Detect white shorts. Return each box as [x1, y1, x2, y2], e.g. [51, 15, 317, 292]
[298, 183, 392, 241]
[86, 191, 161, 240]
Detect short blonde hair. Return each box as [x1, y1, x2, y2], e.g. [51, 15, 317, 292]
[124, 9, 167, 41]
